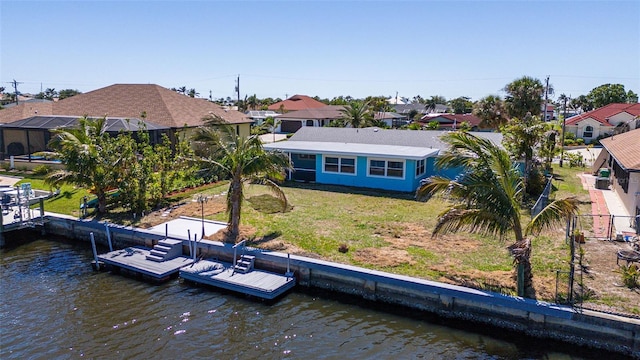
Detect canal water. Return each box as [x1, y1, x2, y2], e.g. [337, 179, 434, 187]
[0, 236, 613, 359]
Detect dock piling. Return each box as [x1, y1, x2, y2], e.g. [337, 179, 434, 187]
[90, 232, 100, 270]
[105, 223, 113, 252]
[187, 229, 192, 258]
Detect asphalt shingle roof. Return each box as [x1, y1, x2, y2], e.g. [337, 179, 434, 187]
[600, 128, 640, 171]
[287, 127, 502, 149]
[0, 84, 251, 128]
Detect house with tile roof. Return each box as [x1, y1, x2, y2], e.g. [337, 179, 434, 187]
[267, 94, 326, 113]
[274, 105, 345, 133]
[0, 84, 253, 158]
[597, 128, 640, 220]
[263, 127, 503, 192]
[564, 103, 640, 144]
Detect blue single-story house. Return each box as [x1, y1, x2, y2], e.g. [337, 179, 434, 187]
[263, 127, 503, 192]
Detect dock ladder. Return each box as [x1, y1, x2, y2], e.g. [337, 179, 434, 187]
[232, 240, 255, 274]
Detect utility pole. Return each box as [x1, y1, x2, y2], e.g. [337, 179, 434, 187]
[559, 95, 569, 167]
[11, 79, 22, 105]
[542, 75, 550, 121]
[235, 75, 240, 104]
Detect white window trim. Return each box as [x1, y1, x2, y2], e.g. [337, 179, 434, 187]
[367, 158, 406, 180]
[415, 158, 426, 178]
[323, 156, 357, 176]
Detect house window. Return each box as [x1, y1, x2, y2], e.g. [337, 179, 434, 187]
[416, 159, 426, 177]
[584, 125, 593, 138]
[324, 156, 355, 174]
[368, 159, 404, 178]
[306, 120, 314, 127]
[298, 154, 313, 160]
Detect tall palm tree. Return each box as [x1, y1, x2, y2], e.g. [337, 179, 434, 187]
[416, 132, 579, 297]
[193, 123, 292, 242]
[503, 76, 545, 119]
[46, 116, 114, 213]
[339, 100, 373, 129]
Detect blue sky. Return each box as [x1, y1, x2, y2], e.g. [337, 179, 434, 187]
[1, 1, 638, 102]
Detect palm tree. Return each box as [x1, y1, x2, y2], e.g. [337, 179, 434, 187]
[46, 116, 114, 213]
[503, 76, 545, 119]
[339, 101, 373, 129]
[472, 95, 507, 129]
[247, 94, 259, 110]
[262, 116, 281, 142]
[187, 88, 199, 98]
[416, 132, 579, 297]
[192, 123, 292, 242]
[425, 95, 446, 113]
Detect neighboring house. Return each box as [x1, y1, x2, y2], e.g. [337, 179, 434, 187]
[267, 94, 327, 113]
[263, 127, 503, 192]
[0, 84, 253, 158]
[0, 116, 169, 158]
[246, 110, 279, 126]
[373, 112, 409, 128]
[596, 128, 640, 221]
[275, 105, 344, 133]
[418, 113, 482, 130]
[564, 103, 640, 144]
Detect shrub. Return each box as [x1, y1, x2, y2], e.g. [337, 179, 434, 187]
[407, 122, 422, 130]
[564, 152, 584, 168]
[616, 264, 639, 288]
[32, 164, 51, 175]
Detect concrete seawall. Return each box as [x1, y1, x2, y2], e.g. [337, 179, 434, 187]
[41, 216, 640, 357]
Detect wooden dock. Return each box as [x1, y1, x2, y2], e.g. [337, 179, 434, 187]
[180, 259, 296, 300]
[97, 246, 193, 281]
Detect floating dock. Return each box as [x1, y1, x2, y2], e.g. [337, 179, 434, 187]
[180, 259, 296, 300]
[97, 246, 193, 281]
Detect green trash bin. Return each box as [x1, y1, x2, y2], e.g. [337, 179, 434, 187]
[598, 168, 610, 178]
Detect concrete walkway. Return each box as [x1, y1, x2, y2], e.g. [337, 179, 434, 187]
[579, 172, 636, 238]
[146, 216, 227, 240]
[0, 175, 22, 187]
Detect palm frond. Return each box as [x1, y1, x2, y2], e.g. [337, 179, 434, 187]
[433, 207, 513, 238]
[526, 197, 580, 235]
